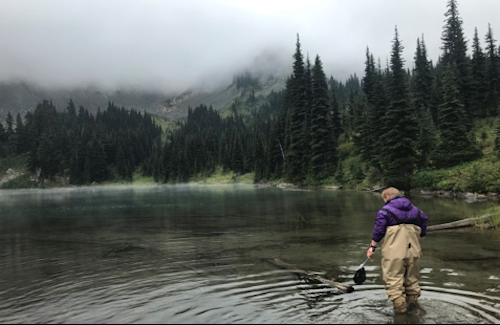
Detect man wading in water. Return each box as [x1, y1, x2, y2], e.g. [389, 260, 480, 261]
[366, 187, 428, 313]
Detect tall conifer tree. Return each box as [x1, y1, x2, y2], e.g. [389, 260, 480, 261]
[359, 49, 388, 173]
[431, 63, 481, 168]
[329, 84, 342, 143]
[284, 34, 308, 184]
[471, 27, 489, 118]
[485, 24, 499, 116]
[380, 27, 418, 190]
[411, 37, 436, 169]
[0, 122, 5, 143]
[441, 0, 473, 126]
[309, 55, 336, 182]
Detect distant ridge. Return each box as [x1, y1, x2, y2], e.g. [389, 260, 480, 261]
[0, 74, 286, 122]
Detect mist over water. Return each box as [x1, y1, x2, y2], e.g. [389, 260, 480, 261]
[0, 184, 499, 324]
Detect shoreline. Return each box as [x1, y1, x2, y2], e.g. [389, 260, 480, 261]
[2, 168, 499, 203]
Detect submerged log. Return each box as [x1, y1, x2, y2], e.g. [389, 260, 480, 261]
[268, 257, 354, 293]
[427, 215, 492, 231]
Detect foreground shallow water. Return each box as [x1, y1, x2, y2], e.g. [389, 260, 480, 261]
[0, 184, 499, 324]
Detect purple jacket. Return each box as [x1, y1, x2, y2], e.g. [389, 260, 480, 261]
[371, 196, 428, 242]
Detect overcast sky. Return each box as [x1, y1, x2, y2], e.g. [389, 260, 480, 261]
[1, 0, 499, 94]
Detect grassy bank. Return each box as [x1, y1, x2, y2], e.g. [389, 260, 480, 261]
[411, 156, 500, 193]
[189, 167, 255, 184]
[481, 206, 500, 229]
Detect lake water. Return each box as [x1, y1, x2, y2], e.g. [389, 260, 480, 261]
[0, 184, 499, 324]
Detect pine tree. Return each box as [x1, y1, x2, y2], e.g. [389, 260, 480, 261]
[0, 122, 5, 143]
[343, 90, 359, 138]
[65, 99, 78, 130]
[284, 34, 308, 184]
[470, 27, 489, 118]
[309, 55, 336, 183]
[253, 133, 265, 183]
[440, 0, 473, 125]
[380, 27, 418, 190]
[67, 99, 77, 116]
[87, 137, 108, 183]
[412, 37, 433, 114]
[115, 141, 128, 180]
[302, 55, 313, 176]
[265, 118, 284, 180]
[351, 95, 371, 164]
[14, 113, 28, 154]
[304, 55, 314, 118]
[151, 140, 163, 183]
[38, 132, 58, 180]
[357, 49, 377, 164]
[161, 137, 173, 182]
[411, 37, 437, 169]
[431, 63, 482, 168]
[231, 133, 245, 175]
[0, 123, 5, 158]
[485, 24, 499, 116]
[359, 49, 387, 172]
[430, 66, 443, 125]
[329, 84, 342, 143]
[5, 112, 13, 138]
[69, 149, 84, 185]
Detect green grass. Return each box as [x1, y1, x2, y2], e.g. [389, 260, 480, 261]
[411, 117, 500, 193]
[130, 172, 156, 185]
[100, 171, 156, 187]
[190, 166, 254, 184]
[411, 157, 500, 193]
[473, 117, 496, 155]
[474, 206, 500, 229]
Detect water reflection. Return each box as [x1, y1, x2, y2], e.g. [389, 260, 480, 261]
[0, 184, 499, 324]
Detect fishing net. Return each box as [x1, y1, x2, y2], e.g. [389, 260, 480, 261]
[353, 266, 366, 285]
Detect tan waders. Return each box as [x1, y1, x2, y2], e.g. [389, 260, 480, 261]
[380, 224, 422, 313]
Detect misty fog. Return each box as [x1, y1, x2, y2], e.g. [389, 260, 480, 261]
[1, 0, 499, 94]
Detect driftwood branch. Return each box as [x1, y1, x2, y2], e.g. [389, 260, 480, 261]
[427, 215, 493, 231]
[268, 257, 354, 293]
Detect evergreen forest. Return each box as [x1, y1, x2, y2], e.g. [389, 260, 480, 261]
[1, 0, 500, 192]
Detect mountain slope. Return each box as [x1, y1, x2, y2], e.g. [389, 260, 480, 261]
[0, 74, 286, 122]
[160, 75, 286, 119]
[0, 81, 174, 121]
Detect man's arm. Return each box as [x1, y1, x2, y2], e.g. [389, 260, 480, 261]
[367, 240, 378, 258]
[367, 210, 387, 258]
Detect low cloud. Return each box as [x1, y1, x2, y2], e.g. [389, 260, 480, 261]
[0, 0, 498, 94]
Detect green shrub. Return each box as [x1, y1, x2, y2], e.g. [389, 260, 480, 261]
[411, 170, 440, 190]
[0, 174, 35, 189]
[412, 158, 500, 193]
[342, 155, 365, 187]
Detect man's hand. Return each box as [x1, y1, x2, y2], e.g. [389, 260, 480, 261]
[367, 244, 377, 258]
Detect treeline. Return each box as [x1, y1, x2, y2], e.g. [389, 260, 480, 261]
[0, 99, 162, 185]
[1, 0, 500, 191]
[160, 0, 500, 190]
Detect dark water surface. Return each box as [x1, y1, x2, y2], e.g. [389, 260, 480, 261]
[0, 184, 499, 324]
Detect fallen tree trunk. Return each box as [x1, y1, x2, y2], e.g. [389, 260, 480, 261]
[427, 215, 492, 231]
[268, 257, 354, 293]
